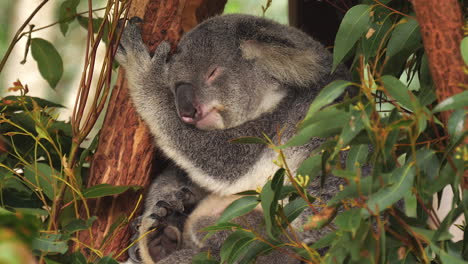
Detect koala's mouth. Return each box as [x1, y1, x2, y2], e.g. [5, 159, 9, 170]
[180, 104, 225, 131]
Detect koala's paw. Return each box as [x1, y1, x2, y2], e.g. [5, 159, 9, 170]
[115, 17, 150, 68]
[142, 201, 186, 262]
[133, 187, 199, 263]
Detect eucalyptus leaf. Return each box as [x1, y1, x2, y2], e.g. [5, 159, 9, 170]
[386, 18, 422, 58]
[433, 90, 468, 113]
[82, 184, 140, 199]
[58, 0, 80, 35]
[220, 230, 255, 264]
[332, 5, 371, 71]
[32, 235, 68, 254]
[216, 196, 259, 224]
[31, 38, 64, 89]
[461, 37, 468, 65]
[448, 109, 467, 144]
[364, 164, 415, 217]
[23, 163, 58, 200]
[346, 144, 368, 171]
[304, 80, 352, 120]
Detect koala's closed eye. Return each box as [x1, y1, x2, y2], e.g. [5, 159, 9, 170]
[206, 67, 222, 83]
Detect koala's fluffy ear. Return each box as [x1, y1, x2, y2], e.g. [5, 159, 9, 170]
[240, 39, 325, 88]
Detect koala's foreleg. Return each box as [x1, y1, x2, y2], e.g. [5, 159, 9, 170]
[129, 165, 207, 264]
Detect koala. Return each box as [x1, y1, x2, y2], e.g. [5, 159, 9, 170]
[116, 14, 350, 264]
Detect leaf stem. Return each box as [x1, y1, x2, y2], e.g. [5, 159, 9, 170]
[0, 0, 49, 74]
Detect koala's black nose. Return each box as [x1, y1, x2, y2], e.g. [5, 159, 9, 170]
[176, 83, 197, 120]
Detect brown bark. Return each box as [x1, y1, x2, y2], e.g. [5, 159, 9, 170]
[78, 0, 226, 260]
[412, 0, 468, 187]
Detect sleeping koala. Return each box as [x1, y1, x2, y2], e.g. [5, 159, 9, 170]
[116, 14, 349, 263]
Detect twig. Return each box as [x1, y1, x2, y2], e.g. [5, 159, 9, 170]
[374, 0, 416, 20]
[0, 0, 49, 73]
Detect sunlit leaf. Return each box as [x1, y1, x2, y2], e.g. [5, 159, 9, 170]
[216, 196, 259, 224]
[433, 91, 468, 113]
[448, 109, 467, 145]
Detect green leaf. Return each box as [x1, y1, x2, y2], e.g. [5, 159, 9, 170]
[299, 106, 347, 129]
[283, 197, 308, 223]
[230, 136, 268, 145]
[32, 235, 68, 254]
[361, 11, 392, 59]
[364, 163, 415, 217]
[433, 90, 468, 113]
[237, 241, 273, 263]
[260, 169, 285, 238]
[96, 256, 119, 264]
[334, 209, 361, 237]
[461, 37, 468, 65]
[381, 75, 418, 111]
[418, 53, 436, 106]
[216, 196, 259, 224]
[415, 148, 439, 181]
[346, 144, 368, 171]
[448, 109, 467, 145]
[328, 175, 375, 206]
[282, 117, 346, 147]
[220, 230, 255, 264]
[192, 252, 219, 264]
[82, 184, 140, 199]
[23, 163, 58, 200]
[30, 38, 64, 89]
[311, 231, 337, 249]
[304, 80, 352, 120]
[430, 243, 468, 264]
[297, 155, 321, 180]
[332, 5, 371, 71]
[201, 222, 242, 232]
[63, 216, 97, 234]
[77, 16, 104, 33]
[58, 0, 80, 36]
[386, 18, 422, 58]
[331, 108, 365, 159]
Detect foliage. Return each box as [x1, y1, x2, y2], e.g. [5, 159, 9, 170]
[201, 1, 468, 264]
[0, 0, 466, 264]
[0, 0, 137, 263]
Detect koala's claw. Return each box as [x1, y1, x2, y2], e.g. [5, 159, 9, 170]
[130, 216, 142, 232]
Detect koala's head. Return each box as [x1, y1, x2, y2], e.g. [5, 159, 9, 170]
[161, 14, 327, 131]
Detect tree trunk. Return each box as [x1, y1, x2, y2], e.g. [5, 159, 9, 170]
[412, 0, 468, 188]
[78, 0, 226, 260]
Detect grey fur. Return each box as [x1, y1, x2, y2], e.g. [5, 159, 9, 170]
[116, 14, 349, 264]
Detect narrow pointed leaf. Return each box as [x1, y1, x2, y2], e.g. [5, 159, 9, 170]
[332, 4, 371, 71]
[217, 196, 259, 224]
[433, 90, 468, 113]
